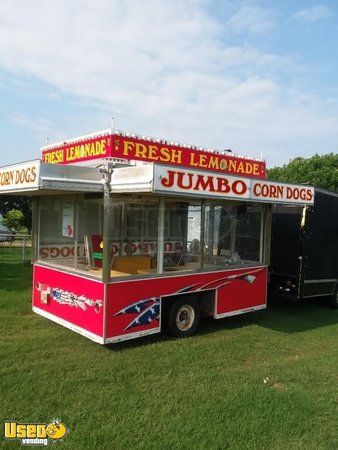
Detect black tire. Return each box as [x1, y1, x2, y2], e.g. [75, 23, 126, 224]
[330, 284, 338, 309]
[166, 297, 200, 338]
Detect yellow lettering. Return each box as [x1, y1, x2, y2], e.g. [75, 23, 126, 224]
[123, 140, 134, 156]
[189, 152, 199, 167]
[199, 154, 208, 168]
[85, 143, 91, 157]
[208, 156, 219, 169]
[170, 149, 182, 164]
[237, 162, 244, 173]
[17, 424, 27, 439]
[37, 425, 47, 438]
[135, 143, 147, 158]
[4, 422, 17, 438]
[27, 424, 36, 438]
[101, 139, 107, 155]
[228, 159, 237, 173]
[147, 145, 158, 160]
[44, 150, 64, 164]
[244, 162, 253, 174]
[160, 146, 171, 162]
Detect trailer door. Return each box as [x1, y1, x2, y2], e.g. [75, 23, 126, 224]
[269, 205, 303, 297]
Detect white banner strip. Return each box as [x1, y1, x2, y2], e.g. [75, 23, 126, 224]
[153, 165, 314, 205]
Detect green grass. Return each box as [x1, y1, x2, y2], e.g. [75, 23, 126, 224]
[0, 261, 337, 450]
[0, 246, 32, 263]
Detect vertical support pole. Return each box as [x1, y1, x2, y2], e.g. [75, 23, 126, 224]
[31, 197, 39, 264]
[200, 200, 205, 269]
[157, 198, 165, 274]
[207, 204, 215, 258]
[74, 196, 79, 270]
[263, 204, 272, 265]
[101, 162, 114, 283]
[21, 235, 25, 265]
[120, 203, 125, 256]
[230, 205, 237, 258]
[259, 206, 265, 263]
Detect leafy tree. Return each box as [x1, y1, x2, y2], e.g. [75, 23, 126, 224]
[268, 153, 338, 192]
[1, 209, 24, 231]
[0, 196, 31, 230]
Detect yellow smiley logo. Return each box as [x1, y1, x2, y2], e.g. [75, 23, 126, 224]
[46, 421, 67, 440]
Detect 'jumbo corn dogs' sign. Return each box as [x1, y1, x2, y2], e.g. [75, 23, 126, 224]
[154, 165, 314, 205]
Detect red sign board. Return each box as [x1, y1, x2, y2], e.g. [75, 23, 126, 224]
[41, 132, 266, 179]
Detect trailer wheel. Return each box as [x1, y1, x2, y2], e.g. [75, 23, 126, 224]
[330, 285, 338, 309]
[166, 297, 200, 338]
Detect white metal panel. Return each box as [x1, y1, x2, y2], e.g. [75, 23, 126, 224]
[110, 164, 154, 192]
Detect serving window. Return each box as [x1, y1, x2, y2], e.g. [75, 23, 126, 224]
[36, 193, 265, 280]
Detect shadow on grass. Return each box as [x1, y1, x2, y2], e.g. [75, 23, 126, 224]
[0, 262, 32, 292]
[1, 263, 336, 350]
[108, 295, 337, 351]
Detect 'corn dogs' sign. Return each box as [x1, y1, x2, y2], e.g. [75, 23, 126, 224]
[41, 131, 266, 179]
[0, 161, 40, 191]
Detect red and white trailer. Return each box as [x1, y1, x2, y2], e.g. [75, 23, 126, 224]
[0, 130, 314, 344]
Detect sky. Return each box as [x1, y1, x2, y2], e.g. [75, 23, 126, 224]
[0, 0, 338, 168]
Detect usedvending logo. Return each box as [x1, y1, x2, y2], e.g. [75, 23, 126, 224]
[3, 418, 68, 446]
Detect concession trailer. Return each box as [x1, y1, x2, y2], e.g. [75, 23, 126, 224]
[0, 129, 315, 344]
[270, 187, 338, 307]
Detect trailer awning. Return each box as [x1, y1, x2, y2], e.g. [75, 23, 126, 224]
[0, 159, 315, 206]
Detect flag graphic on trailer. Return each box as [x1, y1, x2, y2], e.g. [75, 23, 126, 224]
[113, 268, 264, 331]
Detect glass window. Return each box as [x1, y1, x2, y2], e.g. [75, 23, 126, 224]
[38, 195, 77, 268]
[204, 202, 263, 269]
[109, 199, 159, 278]
[77, 196, 103, 274]
[162, 202, 201, 272]
[234, 204, 262, 263]
[38, 195, 103, 277]
[37, 194, 263, 278]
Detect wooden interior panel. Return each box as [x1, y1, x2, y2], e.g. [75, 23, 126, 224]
[112, 256, 152, 274]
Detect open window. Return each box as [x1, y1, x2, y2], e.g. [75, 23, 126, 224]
[38, 194, 103, 278]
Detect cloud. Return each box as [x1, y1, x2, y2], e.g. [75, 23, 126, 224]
[0, 0, 337, 167]
[226, 6, 275, 34]
[292, 5, 332, 23]
[7, 112, 55, 135]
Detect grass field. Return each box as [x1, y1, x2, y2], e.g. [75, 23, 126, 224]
[0, 260, 337, 449]
[0, 246, 32, 263]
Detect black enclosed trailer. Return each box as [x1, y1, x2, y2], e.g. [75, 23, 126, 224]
[269, 187, 338, 308]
